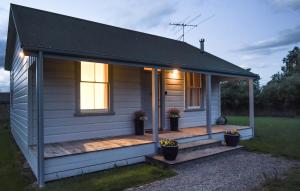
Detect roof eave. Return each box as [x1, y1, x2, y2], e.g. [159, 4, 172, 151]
[24, 46, 258, 79]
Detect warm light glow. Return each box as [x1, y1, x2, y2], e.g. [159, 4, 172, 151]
[170, 69, 179, 79]
[19, 51, 25, 58]
[80, 61, 108, 110]
[143, 67, 161, 72]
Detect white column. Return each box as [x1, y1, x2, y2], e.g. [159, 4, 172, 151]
[37, 51, 44, 187]
[249, 79, 255, 137]
[206, 74, 212, 138]
[152, 68, 159, 151]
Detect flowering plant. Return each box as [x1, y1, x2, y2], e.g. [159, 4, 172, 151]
[134, 110, 147, 120]
[225, 129, 240, 136]
[168, 108, 180, 118]
[160, 139, 178, 147]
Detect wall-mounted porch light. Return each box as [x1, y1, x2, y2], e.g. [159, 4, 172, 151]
[19, 51, 25, 58]
[170, 69, 179, 79]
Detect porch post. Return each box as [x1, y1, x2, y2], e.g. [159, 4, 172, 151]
[36, 51, 45, 187]
[152, 68, 159, 151]
[206, 74, 212, 138]
[248, 79, 255, 137]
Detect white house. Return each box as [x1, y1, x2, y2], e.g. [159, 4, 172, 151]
[5, 4, 257, 186]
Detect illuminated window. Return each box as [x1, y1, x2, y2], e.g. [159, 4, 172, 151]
[80, 61, 109, 112]
[185, 72, 202, 109]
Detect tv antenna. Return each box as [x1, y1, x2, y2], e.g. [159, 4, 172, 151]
[169, 23, 197, 42]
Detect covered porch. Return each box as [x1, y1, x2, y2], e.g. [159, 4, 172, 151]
[31, 56, 255, 183]
[34, 125, 251, 159]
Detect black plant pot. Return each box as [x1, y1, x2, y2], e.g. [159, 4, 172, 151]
[224, 134, 240, 146]
[161, 145, 178, 161]
[134, 119, 144, 135]
[170, 117, 179, 131]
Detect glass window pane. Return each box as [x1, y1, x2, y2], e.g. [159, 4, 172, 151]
[81, 62, 95, 81]
[189, 89, 193, 106]
[193, 88, 200, 106]
[194, 73, 201, 87]
[95, 63, 108, 82]
[186, 72, 202, 108]
[189, 73, 193, 86]
[80, 82, 94, 109]
[95, 83, 108, 109]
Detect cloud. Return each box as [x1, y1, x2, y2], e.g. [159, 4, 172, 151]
[0, 39, 8, 92]
[0, 5, 8, 40]
[0, 40, 5, 68]
[0, 67, 9, 92]
[240, 25, 300, 54]
[137, 4, 176, 28]
[267, 0, 300, 11]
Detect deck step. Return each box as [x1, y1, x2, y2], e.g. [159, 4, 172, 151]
[178, 139, 221, 152]
[147, 145, 243, 165]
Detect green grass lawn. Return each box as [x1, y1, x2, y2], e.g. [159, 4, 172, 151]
[0, 120, 175, 191]
[227, 116, 300, 191]
[227, 116, 300, 160]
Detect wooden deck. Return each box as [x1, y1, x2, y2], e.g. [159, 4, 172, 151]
[32, 135, 154, 158]
[32, 125, 249, 158]
[157, 125, 250, 140]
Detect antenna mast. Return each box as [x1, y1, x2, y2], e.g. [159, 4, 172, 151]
[169, 23, 197, 41]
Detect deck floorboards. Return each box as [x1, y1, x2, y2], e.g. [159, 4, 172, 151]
[32, 125, 249, 158]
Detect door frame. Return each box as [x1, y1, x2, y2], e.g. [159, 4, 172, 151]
[141, 69, 165, 131]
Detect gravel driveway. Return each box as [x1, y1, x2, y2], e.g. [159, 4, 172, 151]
[128, 150, 299, 191]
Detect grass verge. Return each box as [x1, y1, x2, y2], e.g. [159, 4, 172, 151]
[227, 116, 300, 191]
[227, 116, 300, 160]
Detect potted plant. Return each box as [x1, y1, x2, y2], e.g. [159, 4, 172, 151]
[134, 110, 147, 135]
[216, 116, 227, 125]
[160, 139, 178, 161]
[224, 129, 240, 146]
[168, 108, 180, 131]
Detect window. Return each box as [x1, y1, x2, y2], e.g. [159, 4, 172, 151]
[185, 72, 202, 109]
[79, 61, 109, 113]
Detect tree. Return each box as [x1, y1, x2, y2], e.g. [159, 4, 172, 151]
[258, 46, 300, 115]
[221, 46, 300, 116]
[221, 72, 260, 114]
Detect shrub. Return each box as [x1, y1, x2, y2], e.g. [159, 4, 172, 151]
[225, 128, 240, 136]
[134, 110, 147, 120]
[168, 108, 180, 118]
[160, 139, 178, 147]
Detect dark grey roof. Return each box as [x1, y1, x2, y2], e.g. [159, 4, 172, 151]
[0, 93, 10, 104]
[5, 4, 257, 78]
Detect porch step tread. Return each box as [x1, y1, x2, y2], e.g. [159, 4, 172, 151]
[178, 139, 221, 150]
[148, 145, 243, 165]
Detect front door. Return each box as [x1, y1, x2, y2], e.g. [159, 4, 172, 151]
[141, 70, 161, 131]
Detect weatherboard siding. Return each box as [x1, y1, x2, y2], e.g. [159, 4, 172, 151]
[163, 70, 220, 129]
[44, 143, 155, 181]
[10, 38, 37, 176]
[31, 60, 142, 144]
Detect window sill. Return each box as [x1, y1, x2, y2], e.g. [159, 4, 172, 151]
[74, 111, 115, 117]
[184, 108, 205, 112]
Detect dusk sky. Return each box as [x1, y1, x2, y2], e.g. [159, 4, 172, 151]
[0, 0, 300, 92]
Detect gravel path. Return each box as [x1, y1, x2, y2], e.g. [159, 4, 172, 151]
[128, 151, 299, 191]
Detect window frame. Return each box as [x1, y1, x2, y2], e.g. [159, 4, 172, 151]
[75, 61, 114, 116]
[184, 72, 205, 112]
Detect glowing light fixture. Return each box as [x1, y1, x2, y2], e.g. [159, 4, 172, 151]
[19, 51, 25, 58]
[170, 69, 179, 79]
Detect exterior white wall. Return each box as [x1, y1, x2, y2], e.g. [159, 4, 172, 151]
[31, 59, 142, 144]
[29, 59, 222, 144]
[164, 70, 221, 129]
[10, 38, 37, 176]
